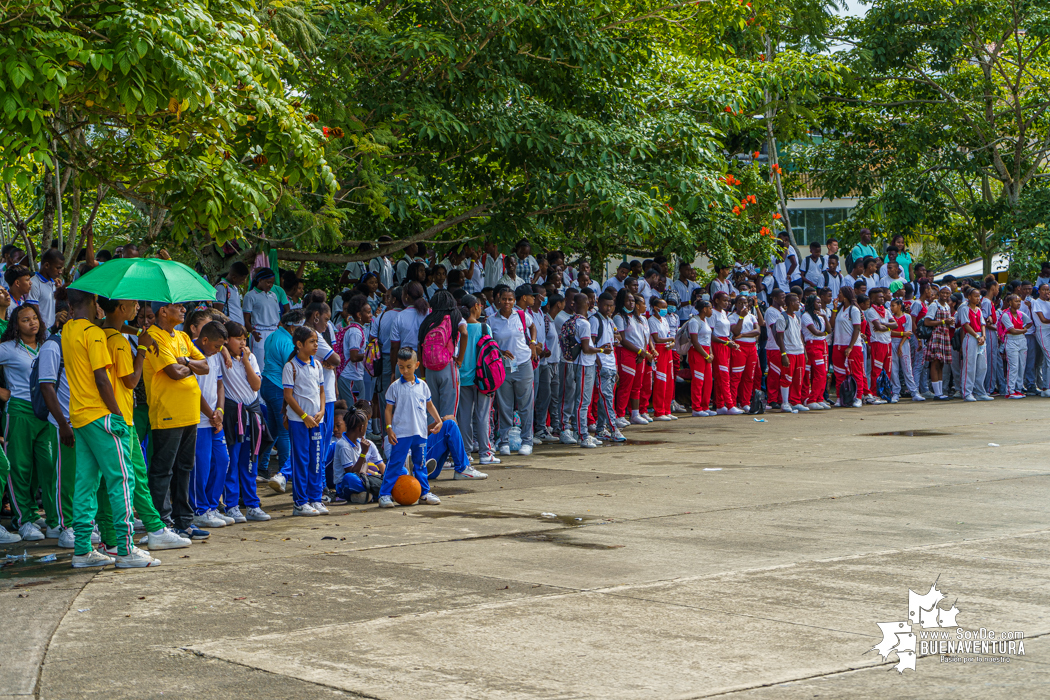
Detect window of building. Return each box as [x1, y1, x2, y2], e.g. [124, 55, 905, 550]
[787, 208, 851, 246]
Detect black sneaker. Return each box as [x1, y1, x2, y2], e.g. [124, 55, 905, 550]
[176, 525, 210, 540]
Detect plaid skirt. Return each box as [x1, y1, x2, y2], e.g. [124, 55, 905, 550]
[925, 327, 952, 363]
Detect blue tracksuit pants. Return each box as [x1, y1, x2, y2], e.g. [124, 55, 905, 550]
[288, 419, 325, 506]
[380, 434, 430, 498]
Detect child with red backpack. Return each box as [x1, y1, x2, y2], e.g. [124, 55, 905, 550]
[456, 294, 502, 466]
[419, 290, 468, 419]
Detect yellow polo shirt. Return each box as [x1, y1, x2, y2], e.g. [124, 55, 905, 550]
[61, 319, 113, 429]
[143, 325, 205, 429]
[104, 328, 136, 426]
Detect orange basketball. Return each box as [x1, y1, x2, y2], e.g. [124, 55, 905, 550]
[391, 475, 422, 506]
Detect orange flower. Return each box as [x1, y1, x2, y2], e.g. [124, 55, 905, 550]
[748, 194, 757, 204]
[773, 212, 782, 220]
[724, 106, 733, 113]
[732, 206, 741, 215]
[753, 151, 760, 158]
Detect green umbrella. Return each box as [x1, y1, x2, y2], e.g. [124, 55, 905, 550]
[68, 258, 216, 304]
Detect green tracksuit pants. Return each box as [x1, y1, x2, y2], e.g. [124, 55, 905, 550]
[94, 426, 164, 545]
[5, 398, 56, 529]
[71, 414, 136, 556]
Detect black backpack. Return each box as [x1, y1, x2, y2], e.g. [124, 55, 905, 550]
[30, 334, 64, 421]
[748, 389, 765, 414]
[837, 375, 858, 407]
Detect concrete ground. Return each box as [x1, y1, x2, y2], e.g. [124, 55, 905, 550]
[2, 398, 1049, 699]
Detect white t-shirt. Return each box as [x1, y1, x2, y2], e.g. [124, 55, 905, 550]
[647, 315, 671, 353]
[833, 305, 862, 346]
[764, 307, 783, 342]
[29, 273, 56, 328]
[824, 272, 843, 298]
[390, 307, 428, 350]
[775, 312, 804, 354]
[710, 309, 732, 338]
[800, 256, 825, 287]
[385, 376, 432, 438]
[197, 352, 225, 427]
[672, 280, 701, 318]
[545, 313, 562, 364]
[687, 315, 712, 346]
[529, 309, 549, 364]
[215, 279, 244, 325]
[710, 278, 736, 297]
[614, 314, 648, 350]
[37, 337, 69, 427]
[369, 256, 394, 290]
[490, 309, 534, 364]
[590, 314, 616, 369]
[340, 323, 366, 380]
[801, 311, 827, 343]
[865, 305, 892, 344]
[224, 352, 261, 404]
[570, 314, 595, 367]
[243, 288, 282, 329]
[316, 335, 337, 404]
[728, 311, 759, 344]
[603, 277, 626, 294]
[282, 355, 324, 421]
[332, 435, 383, 484]
[1031, 298, 1050, 329]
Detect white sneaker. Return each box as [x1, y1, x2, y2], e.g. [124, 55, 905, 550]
[72, 550, 114, 568]
[245, 507, 271, 521]
[115, 546, 161, 568]
[614, 417, 630, 429]
[518, 443, 533, 456]
[629, 415, 648, 425]
[479, 454, 502, 465]
[716, 407, 729, 415]
[704, 410, 717, 416]
[147, 528, 191, 550]
[609, 429, 626, 442]
[455, 466, 489, 479]
[268, 473, 287, 494]
[224, 507, 247, 524]
[192, 512, 226, 528]
[91, 524, 101, 544]
[795, 404, 810, 412]
[691, 411, 707, 417]
[292, 503, 320, 517]
[819, 402, 832, 409]
[912, 395, 926, 402]
[558, 430, 578, 445]
[889, 395, 899, 404]
[378, 496, 396, 508]
[781, 404, 798, 413]
[667, 414, 679, 420]
[211, 509, 235, 525]
[728, 407, 744, 415]
[806, 402, 823, 411]
[309, 501, 330, 515]
[499, 444, 511, 455]
[0, 527, 21, 544]
[418, 492, 441, 505]
[654, 414, 673, 421]
[18, 523, 44, 541]
[964, 395, 976, 402]
[977, 395, 994, 401]
[45, 524, 62, 539]
[132, 518, 145, 532]
[671, 401, 687, 413]
[852, 398, 863, 408]
[55, 527, 75, 548]
[579, 436, 598, 449]
[642, 413, 653, 423]
[742, 405, 751, 413]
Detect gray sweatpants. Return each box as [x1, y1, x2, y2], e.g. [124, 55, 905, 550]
[425, 363, 460, 420]
[534, 362, 553, 435]
[985, 328, 1004, 395]
[961, 334, 988, 398]
[889, 339, 918, 397]
[1004, 334, 1027, 394]
[458, 385, 493, 456]
[594, 365, 617, 431]
[566, 363, 596, 441]
[1024, 334, 1038, 388]
[496, 361, 534, 447]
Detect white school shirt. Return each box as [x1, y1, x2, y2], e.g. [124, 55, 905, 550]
[647, 314, 671, 343]
[842, 274, 859, 292]
[591, 314, 616, 370]
[687, 315, 712, 346]
[894, 314, 914, 350]
[566, 314, 594, 367]
[728, 312, 758, 344]
[613, 314, 647, 350]
[710, 309, 732, 338]
[545, 313, 562, 363]
[672, 280, 700, 320]
[0, 340, 38, 401]
[224, 352, 261, 404]
[603, 277, 625, 294]
[775, 312, 804, 354]
[282, 355, 324, 421]
[29, 272, 56, 328]
[833, 305, 862, 346]
[824, 271, 843, 297]
[1022, 298, 1037, 336]
[395, 256, 424, 284]
[764, 306, 783, 341]
[340, 322, 366, 381]
[865, 305, 892, 344]
[482, 253, 505, 290]
[316, 335, 337, 404]
[374, 308, 400, 354]
[862, 274, 880, 291]
[801, 311, 827, 343]
[554, 309, 572, 334]
[637, 277, 653, 302]
[385, 375, 432, 438]
[799, 256, 825, 287]
[197, 352, 225, 427]
[215, 279, 245, 325]
[37, 336, 69, 427]
[1031, 298, 1050, 329]
[369, 256, 394, 290]
[332, 435, 383, 484]
[490, 309, 534, 363]
[243, 288, 282, 329]
[462, 259, 483, 293]
[528, 309, 549, 365]
[879, 275, 904, 290]
[344, 261, 367, 280]
[390, 306, 428, 350]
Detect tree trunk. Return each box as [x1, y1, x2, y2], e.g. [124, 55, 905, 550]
[763, 35, 799, 262]
[40, 166, 56, 258]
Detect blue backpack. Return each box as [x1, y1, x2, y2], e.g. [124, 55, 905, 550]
[30, 334, 63, 421]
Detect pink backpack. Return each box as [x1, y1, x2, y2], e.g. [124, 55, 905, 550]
[421, 316, 454, 370]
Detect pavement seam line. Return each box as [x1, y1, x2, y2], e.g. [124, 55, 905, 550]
[33, 571, 98, 700]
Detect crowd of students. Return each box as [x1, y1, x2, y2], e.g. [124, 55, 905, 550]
[0, 231, 1046, 567]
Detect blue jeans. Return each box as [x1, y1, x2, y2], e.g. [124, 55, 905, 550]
[261, 378, 291, 478]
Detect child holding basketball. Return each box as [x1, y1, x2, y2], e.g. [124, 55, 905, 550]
[381, 347, 444, 508]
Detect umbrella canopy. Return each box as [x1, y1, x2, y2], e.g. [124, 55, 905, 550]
[68, 258, 216, 304]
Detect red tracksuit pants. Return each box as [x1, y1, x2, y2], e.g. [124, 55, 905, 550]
[832, 344, 867, 402]
[869, 341, 891, 396]
[805, 340, 828, 404]
[639, 356, 654, 410]
[688, 346, 713, 411]
[730, 342, 759, 408]
[766, 348, 782, 402]
[652, 345, 673, 416]
[712, 340, 734, 409]
[781, 353, 806, 406]
[614, 347, 641, 417]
